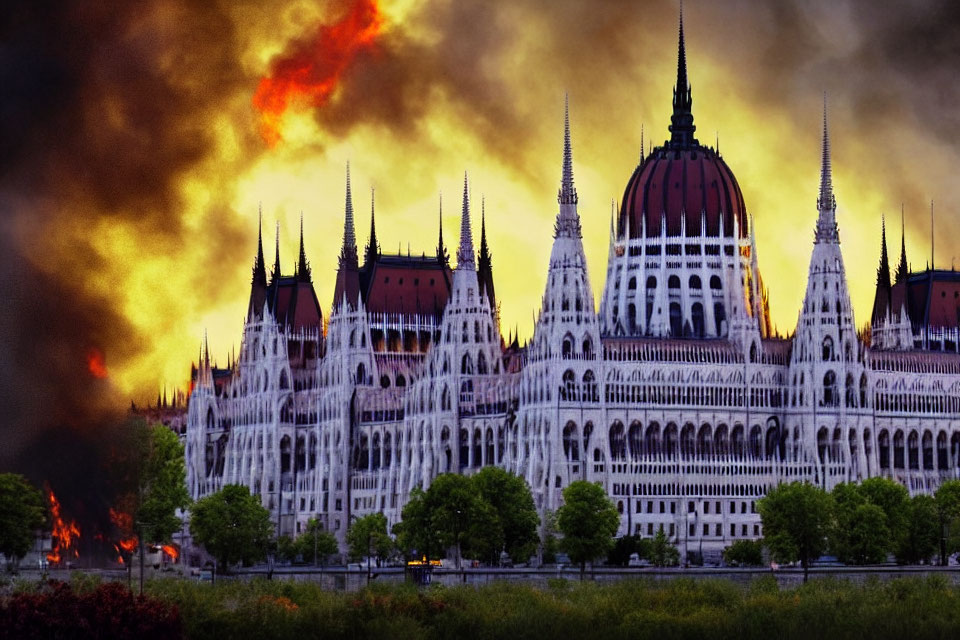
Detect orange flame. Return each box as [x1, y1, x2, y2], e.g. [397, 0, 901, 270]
[252, 0, 384, 146]
[109, 507, 138, 564]
[86, 348, 108, 378]
[161, 544, 179, 561]
[46, 489, 81, 565]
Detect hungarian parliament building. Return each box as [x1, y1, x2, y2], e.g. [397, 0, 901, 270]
[184, 22, 960, 560]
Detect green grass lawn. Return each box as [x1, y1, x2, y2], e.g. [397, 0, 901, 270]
[146, 575, 960, 640]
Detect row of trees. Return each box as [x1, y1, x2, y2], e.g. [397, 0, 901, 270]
[759, 478, 960, 580]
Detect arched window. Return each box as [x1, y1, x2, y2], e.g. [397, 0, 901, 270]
[714, 303, 726, 335]
[691, 303, 705, 338]
[689, 275, 701, 289]
[461, 353, 474, 375]
[893, 430, 905, 469]
[823, 370, 837, 406]
[582, 337, 593, 357]
[628, 277, 637, 290]
[680, 424, 695, 457]
[356, 363, 366, 385]
[477, 351, 488, 374]
[646, 276, 657, 290]
[563, 421, 580, 461]
[583, 370, 597, 402]
[562, 335, 573, 358]
[609, 421, 626, 460]
[561, 369, 576, 401]
[668, 275, 681, 289]
[822, 336, 834, 361]
[669, 302, 682, 336]
[709, 275, 722, 290]
[628, 422, 642, 459]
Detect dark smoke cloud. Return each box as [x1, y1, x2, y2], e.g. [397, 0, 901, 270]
[0, 0, 259, 511]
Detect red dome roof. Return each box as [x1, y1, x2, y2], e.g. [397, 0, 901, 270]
[619, 145, 748, 239]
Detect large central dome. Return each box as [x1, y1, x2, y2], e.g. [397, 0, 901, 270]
[618, 17, 748, 239]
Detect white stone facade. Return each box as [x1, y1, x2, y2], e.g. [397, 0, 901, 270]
[184, 31, 960, 562]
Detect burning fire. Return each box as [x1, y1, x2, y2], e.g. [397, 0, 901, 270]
[46, 489, 81, 565]
[161, 544, 179, 561]
[86, 347, 108, 378]
[252, 0, 384, 146]
[109, 507, 139, 564]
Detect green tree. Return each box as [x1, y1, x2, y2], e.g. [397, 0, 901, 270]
[648, 526, 680, 567]
[190, 484, 273, 572]
[471, 467, 539, 564]
[830, 482, 891, 565]
[0, 474, 46, 571]
[898, 494, 938, 564]
[346, 513, 393, 563]
[858, 476, 909, 553]
[608, 535, 641, 567]
[541, 509, 560, 564]
[298, 518, 338, 567]
[114, 419, 191, 550]
[138, 424, 191, 543]
[757, 481, 832, 582]
[394, 487, 435, 561]
[556, 481, 620, 579]
[426, 473, 494, 568]
[843, 503, 889, 565]
[934, 479, 960, 565]
[723, 539, 764, 567]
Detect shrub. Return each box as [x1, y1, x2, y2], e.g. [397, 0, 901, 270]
[0, 580, 180, 639]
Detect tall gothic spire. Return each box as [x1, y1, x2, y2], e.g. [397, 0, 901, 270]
[558, 94, 577, 205]
[457, 172, 475, 270]
[668, 5, 697, 148]
[252, 204, 266, 286]
[555, 97, 582, 238]
[269, 221, 281, 285]
[895, 203, 909, 283]
[478, 196, 496, 310]
[296, 212, 311, 282]
[339, 163, 358, 269]
[437, 192, 449, 264]
[877, 214, 891, 289]
[815, 95, 839, 243]
[365, 187, 379, 266]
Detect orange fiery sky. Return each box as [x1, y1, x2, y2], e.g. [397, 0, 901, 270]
[3, 0, 960, 410]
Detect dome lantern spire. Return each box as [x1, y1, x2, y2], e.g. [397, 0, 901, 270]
[668, 4, 697, 148]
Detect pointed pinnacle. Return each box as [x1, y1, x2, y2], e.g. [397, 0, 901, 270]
[457, 172, 475, 270]
[818, 93, 835, 211]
